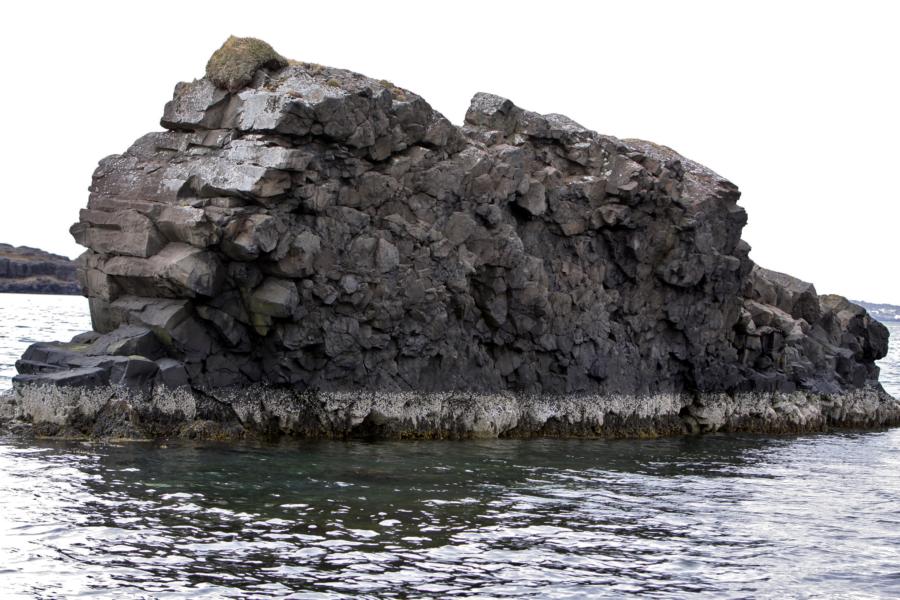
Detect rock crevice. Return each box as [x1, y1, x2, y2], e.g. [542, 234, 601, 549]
[3, 38, 896, 439]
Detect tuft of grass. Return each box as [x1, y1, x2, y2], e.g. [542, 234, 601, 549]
[378, 79, 408, 101]
[206, 36, 288, 92]
[305, 63, 325, 75]
[325, 78, 340, 87]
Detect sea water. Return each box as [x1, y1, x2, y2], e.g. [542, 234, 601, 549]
[1, 294, 898, 598]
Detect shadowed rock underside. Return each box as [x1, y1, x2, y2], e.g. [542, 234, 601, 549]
[2, 38, 897, 440]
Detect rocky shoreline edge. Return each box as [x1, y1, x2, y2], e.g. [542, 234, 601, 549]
[3, 383, 898, 441]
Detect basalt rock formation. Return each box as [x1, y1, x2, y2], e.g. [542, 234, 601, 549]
[2, 38, 897, 440]
[0, 243, 81, 295]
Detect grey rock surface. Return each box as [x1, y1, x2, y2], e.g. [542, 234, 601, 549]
[3, 38, 897, 440]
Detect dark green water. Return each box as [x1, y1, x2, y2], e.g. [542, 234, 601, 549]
[1, 433, 899, 598]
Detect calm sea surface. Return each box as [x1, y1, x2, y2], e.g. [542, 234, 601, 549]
[1, 294, 899, 598]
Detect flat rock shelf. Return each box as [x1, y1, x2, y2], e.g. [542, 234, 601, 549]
[2, 37, 898, 440]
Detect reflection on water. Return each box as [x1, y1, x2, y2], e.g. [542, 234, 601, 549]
[1, 435, 900, 598]
[1, 296, 899, 597]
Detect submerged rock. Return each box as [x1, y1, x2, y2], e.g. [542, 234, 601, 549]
[2, 38, 897, 440]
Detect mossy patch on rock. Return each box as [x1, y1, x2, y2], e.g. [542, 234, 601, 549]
[205, 36, 288, 92]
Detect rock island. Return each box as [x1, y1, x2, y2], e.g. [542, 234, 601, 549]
[2, 37, 897, 440]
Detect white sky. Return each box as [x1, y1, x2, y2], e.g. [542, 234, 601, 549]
[1, 1, 897, 302]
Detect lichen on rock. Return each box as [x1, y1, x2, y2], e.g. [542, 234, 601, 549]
[2, 38, 897, 441]
[205, 35, 288, 92]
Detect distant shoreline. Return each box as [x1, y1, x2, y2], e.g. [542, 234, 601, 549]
[0, 243, 81, 296]
[853, 300, 900, 323]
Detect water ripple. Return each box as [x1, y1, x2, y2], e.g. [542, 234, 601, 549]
[0, 434, 898, 598]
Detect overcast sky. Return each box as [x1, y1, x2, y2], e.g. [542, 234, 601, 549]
[1, 1, 897, 302]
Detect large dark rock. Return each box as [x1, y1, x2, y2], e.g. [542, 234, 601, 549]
[0, 243, 81, 294]
[2, 38, 896, 440]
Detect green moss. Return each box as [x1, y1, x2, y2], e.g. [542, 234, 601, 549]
[205, 36, 288, 92]
[150, 326, 173, 347]
[250, 312, 272, 336]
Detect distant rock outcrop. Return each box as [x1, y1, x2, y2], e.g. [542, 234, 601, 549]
[2, 38, 897, 440]
[0, 244, 80, 295]
[852, 300, 900, 323]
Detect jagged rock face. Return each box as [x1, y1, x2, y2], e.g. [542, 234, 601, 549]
[8, 44, 891, 433]
[0, 243, 80, 294]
